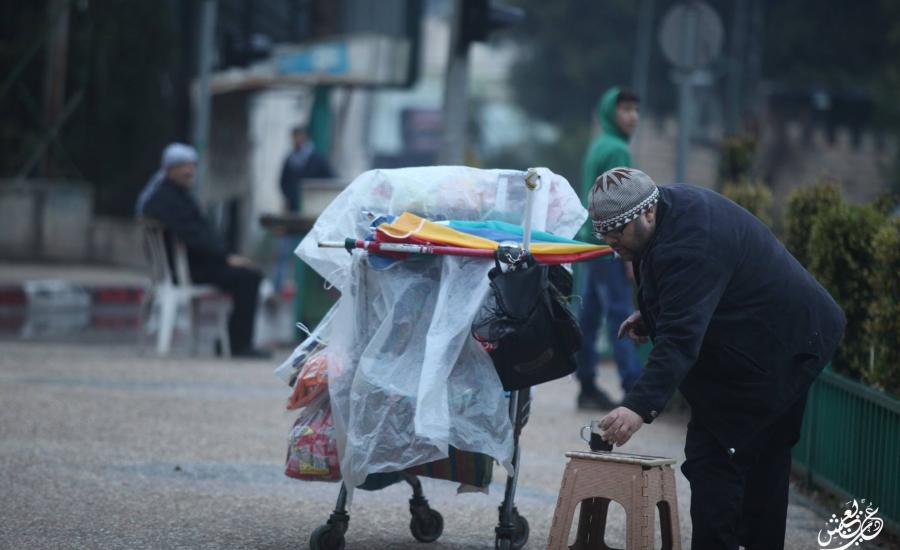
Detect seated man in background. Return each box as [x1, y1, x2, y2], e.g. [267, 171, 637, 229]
[137, 142, 269, 359]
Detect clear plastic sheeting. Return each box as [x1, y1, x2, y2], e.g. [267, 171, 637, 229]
[294, 166, 587, 491]
[296, 166, 586, 293]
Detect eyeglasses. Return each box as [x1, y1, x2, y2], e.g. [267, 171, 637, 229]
[593, 220, 629, 240]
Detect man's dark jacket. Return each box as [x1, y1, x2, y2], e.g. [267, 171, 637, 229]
[141, 179, 228, 281]
[621, 184, 846, 451]
[279, 145, 333, 212]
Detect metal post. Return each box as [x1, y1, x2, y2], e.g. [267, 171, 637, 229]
[438, 0, 469, 165]
[726, 0, 748, 135]
[674, 4, 699, 183]
[41, 0, 70, 177]
[630, 0, 655, 165]
[193, 0, 218, 199]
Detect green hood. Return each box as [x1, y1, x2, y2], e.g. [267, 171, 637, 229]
[596, 86, 627, 141]
[578, 86, 633, 243]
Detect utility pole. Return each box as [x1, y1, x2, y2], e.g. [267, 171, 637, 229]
[193, 0, 218, 199]
[726, 0, 748, 136]
[438, 0, 523, 165]
[674, 8, 698, 184]
[659, 1, 723, 183]
[438, 0, 469, 165]
[630, 0, 655, 166]
[41, 0, 70, 178]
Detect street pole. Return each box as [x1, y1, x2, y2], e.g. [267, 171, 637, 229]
[41, 0, 69, 178]
[674, 4, 698, 183]
[193, 0, 217, 199]
[726, 0, 748, 135]
[630, 0, 655, 166]
[438, 0, 469, 165]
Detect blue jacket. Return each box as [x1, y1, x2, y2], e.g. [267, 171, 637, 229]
[622, 184, 846, 451]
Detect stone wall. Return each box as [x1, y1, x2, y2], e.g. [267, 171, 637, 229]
[0, 180, 145, 269]
[630, 117, 897, 205]
[0, 180, 94, 261]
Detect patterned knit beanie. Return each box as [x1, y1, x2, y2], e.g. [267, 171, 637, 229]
[589, 167, 659, 234]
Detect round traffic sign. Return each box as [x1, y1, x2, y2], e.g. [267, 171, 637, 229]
[658, 1, 724, 70]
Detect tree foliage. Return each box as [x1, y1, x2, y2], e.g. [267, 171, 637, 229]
[1, 0, 181, 216]
[784, 181, 843, 267]
[494, 0, 676, 184]
[720, 181, 773, 226]
[762, 0, 893, 89]
[866, 217, 900, 395]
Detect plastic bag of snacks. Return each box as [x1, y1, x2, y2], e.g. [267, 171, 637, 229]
[285, 394, 341, 481]
[286, 350, 330, 410]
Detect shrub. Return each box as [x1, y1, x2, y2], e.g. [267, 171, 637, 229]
[807, 202, 886, 379]
[721, 181, 774, 226]
[718, 134, 757, 185]
[865, 217, 900, 396]
[784, 182, 843, 267]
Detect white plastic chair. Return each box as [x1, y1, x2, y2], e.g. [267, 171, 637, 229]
[138, 218, 232, 357]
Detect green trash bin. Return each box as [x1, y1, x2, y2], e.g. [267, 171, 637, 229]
[293, 257, 339, 336]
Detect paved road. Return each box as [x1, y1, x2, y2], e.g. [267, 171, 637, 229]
[0, 341, 832, 549]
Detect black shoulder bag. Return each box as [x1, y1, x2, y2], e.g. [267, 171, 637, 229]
[472, 249, 581, 390]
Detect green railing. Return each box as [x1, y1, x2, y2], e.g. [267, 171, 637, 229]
[792, 367, 900, 534]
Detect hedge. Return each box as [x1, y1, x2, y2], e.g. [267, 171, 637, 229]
[807, 201, 884, 380]
[865, 217, 900, 395]
[721, 181, 774, 226]
[785, 182, 843, 267]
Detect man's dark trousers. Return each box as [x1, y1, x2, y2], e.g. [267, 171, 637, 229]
[194, 265, 261, 354]
[682, 393, 808, 550]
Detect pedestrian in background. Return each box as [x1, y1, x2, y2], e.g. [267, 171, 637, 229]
[575, 86, 643, 410]
[273, 126, 334, 294]
[279, 125, 333, 213]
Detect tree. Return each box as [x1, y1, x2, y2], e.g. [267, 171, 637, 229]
[488, 1, 663, 187]
[1, 0, 182, 217]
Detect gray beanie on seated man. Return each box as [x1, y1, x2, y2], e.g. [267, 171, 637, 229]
[589, 167, 659, 234]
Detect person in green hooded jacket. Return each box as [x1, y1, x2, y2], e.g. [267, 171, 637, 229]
[574, 86, 643, 410]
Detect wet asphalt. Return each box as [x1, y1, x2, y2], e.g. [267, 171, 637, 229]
[0, 341, 830, 549]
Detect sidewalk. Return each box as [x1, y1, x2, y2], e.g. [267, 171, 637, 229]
[0, 261, 148, 307]
[0, 261, 149, 288]
[0, 261, 148, 343]
[0, 261, 295, 349]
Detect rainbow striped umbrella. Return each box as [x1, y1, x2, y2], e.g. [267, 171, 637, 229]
[319, 212, 615, 266]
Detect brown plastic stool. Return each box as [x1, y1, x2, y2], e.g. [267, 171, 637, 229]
[546, 451, 681, 550]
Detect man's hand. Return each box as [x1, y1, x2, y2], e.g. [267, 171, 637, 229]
[599, 406, 644, 447]
[227, 254, 255, 269]
[618, 310, 648, 344]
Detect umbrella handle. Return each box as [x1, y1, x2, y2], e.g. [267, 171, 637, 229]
[522, 168, 541, 253]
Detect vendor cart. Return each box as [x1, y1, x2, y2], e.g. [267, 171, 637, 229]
[276, 166, 612, 550]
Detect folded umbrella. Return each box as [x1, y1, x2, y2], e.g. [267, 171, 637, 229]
[318, 212, 615, 266]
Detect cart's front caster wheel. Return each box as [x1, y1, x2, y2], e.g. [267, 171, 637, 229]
[310, 524, 346, 550]
[511, 514, 529, 550]
[410, 508, 444, 543]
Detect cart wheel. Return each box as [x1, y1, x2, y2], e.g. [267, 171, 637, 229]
[495, 512, 528, 550]
[310, 524, 345, 550]
[511, 514, 529, 550]
[409, 508, 444, 543]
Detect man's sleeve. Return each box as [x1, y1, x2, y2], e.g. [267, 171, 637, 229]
[620, 249, 730, 422]
[145, 192, 226, 260]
